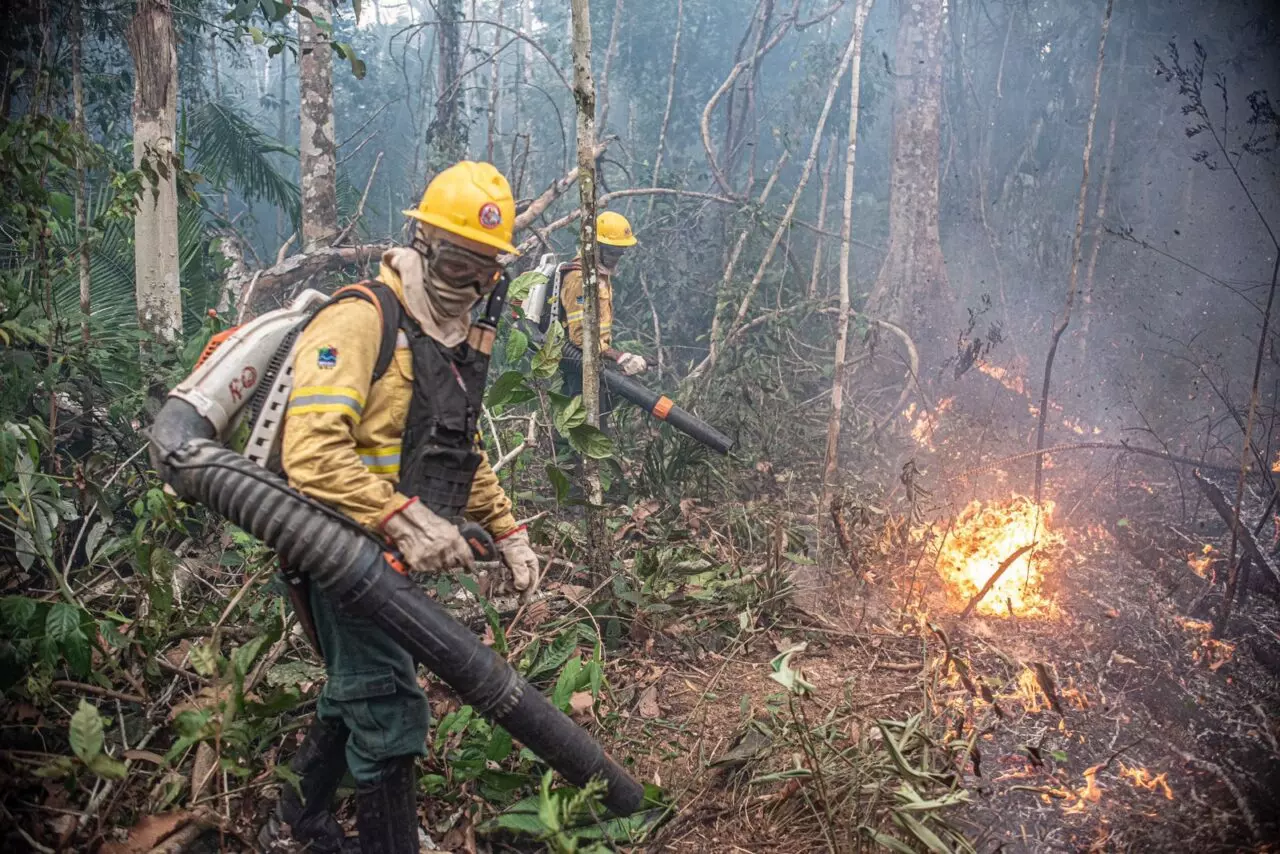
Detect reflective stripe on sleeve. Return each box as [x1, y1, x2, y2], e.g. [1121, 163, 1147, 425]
[287, 386, 366, 422]
[356, 445, 401, 474]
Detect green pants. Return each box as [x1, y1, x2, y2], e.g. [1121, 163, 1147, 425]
[307, 581, 430, 783]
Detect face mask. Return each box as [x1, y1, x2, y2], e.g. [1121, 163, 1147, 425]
[424, 269, 481, 320]
[599, 245, 626, 270]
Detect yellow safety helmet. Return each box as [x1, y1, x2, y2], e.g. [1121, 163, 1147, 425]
[597, 211, 637, 247]
[403, 161, 519, 255]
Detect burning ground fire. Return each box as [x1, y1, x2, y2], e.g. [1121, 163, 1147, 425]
[934, 497, 1066, 618]
[903, 398, 953, 451]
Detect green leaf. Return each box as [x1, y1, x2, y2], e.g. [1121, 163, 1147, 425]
[568, 424, 614, 460]
[49, 191, 74, 219]
[553, 396, 586, 435]
[69, 700, 104, 763]
[486, 726, 514, 762]
[62, 631, 91, 677]
[87, 753, 129, 780]
[231, 635, 267, 680]
[545, 464, 571, 505]
[552, 656, 583, 711]
[486, 370, 535, 408]
[507, 270, 546, 305]
[0, 596, 38, 632]
[190, 642, 220, 678]
[45, 603, 80, 642]
[507, 328, 529, 362]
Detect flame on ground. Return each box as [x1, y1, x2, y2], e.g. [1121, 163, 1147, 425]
[934, 497, 1066, 619]
[904, 398, 953, 451]
[1063, 763, 1105, 814]
[1120, 763, 1174, 800]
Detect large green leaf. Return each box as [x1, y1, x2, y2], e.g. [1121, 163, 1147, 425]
[69, 700, 104, 763]
[187, 101, 299, 222]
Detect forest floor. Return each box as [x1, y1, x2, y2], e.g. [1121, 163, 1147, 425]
[4, 373, 1279, 853]
[610, 490, 1280, 852]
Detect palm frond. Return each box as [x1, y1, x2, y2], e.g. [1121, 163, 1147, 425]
[187, 101, 299, 225]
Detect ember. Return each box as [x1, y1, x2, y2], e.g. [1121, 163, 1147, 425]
[934, 497, 1065, 618]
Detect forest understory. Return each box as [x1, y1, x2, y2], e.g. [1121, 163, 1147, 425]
[4, 366, 1279, 854]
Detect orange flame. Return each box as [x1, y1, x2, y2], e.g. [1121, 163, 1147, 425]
[1187, 544, 1215, 579]
[904, 398, 953, 451]
[1064, 763, 1105, 814]
[978, 362, 1028, 396]
[934, 497, 1065, 618]
[1120, 763, 1174, 800]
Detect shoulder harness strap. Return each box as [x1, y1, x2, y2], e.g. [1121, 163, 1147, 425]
[328, 281, 406, 382]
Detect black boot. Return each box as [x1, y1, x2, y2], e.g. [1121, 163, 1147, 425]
[263, 716, 358, 853]
[354, 756, 420, 854]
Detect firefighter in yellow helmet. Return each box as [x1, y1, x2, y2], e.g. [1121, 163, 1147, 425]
[268, 162, 541, 854]
[559, 211, 646, 427]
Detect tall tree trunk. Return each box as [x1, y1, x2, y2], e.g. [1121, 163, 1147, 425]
[1031, 0, 1113, 505]
[127, 0, 182, 342]
[569, 0, 610, 578]
[72, 0, 90, 345]
[866, 0, 949, 350]
[821, 0, 874, 513]
[298, 0, 338, 251]
[431, 0, 466, 168]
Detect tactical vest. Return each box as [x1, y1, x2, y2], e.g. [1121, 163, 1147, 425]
[343, 282, 489, 520]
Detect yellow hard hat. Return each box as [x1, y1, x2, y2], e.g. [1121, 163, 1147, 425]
[597, 211, 637, 247]
[403, 161, 519, 255]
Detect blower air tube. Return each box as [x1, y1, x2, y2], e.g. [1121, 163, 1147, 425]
[148, 399, 644, 816]
[560, 343, 734, 455]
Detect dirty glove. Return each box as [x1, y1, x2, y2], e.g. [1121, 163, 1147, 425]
[495, 525, 540, 600]
[380, 497, 475, 574]
[616, 353, 647, 376]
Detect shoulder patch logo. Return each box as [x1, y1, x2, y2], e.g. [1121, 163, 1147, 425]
[478, 202, 502, 229]
[317, 346, 339, 369]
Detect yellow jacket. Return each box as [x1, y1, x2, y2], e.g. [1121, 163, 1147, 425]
[281, 262, 517, 537]
[559, 263, 612, 351]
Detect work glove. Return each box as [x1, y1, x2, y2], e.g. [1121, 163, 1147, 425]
[494, 525, 540, 601]
[616, 353, 647, 376]
[380, 497, 475, 574]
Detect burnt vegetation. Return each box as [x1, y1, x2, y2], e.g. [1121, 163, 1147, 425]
[1, 0, 1279, 852]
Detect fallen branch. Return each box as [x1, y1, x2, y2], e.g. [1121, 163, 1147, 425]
[52, 680, 145, 705]
[1192, 470, 1280, 591]
[960, 543, 1035, 618]
[511, 136, 614, 231]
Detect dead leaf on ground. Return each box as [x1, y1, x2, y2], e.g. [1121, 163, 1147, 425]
[123, 749, 166, 766]
[188, 743, 218, 804]
[551, 582, 590, 605]
[98, 811, 193, 854]
[163, 640, 192, 669]
[638, 685, 661, 719]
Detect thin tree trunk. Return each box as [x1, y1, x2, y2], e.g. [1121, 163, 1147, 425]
[1079, 32, 1126, 364]
[808, 141, 836, 299]
[866, 0, 949, 346]
[209, 33, 230, 220]
[276, 41, 288, 242]
[298, 0, 338, 251]
[821, 0, 874, 513]
[690, 22, 863, 385]
[645, 0, 683, 222]
[569, 0, 610, 578]
[596, 0, 624, 131]
[127, 0, 182, 342]
[1031, 0, 1113, 505]
[72, 0, 90, 345]
[486, 0, 504, 162]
